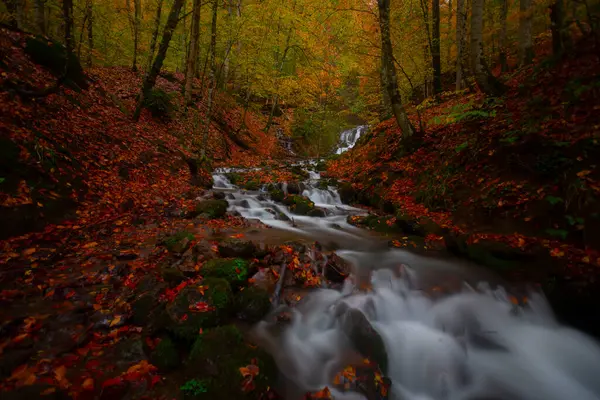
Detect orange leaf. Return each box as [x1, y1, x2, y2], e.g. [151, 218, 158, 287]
[82, 377, 94, 390]
[22, 248, 36, 256]
[83, 242, 98, 249]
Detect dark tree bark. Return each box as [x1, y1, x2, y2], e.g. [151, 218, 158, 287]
[470, 0, 505, 95]
[184, 0, 201, 104]
[264, 26, 293, 133]
[550, 0, 570, 55]
[86, 0, 93, 67]
[377, 0, 414, 138]
[133, 0, 141, 71]
[455, 0, 467, 89]
[133, 0, 185, 121]
[2, 0, 18, 28]
[62, 0, 74, 54]
[35, 0, 46, 35]
[146, 0, 164, 73]
[201, 0, 219, 158]
[499, 0, 509, 72]
[518, 0, 534, 65]
[432, 0, 442, 93]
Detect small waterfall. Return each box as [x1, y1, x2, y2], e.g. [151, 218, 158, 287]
[336, 125, 368, 154]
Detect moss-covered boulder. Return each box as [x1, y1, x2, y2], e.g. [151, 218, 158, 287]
[202, 258, 250, 288]
[338, 182, 356, 204]
[218, 239, 257, 259]
[234, 287, 271, 322]
[224, 172, 242, 185]
[167, 278, 233, 342]
[150, 336, 180, 372]
[348, 215, 403, 234]
[186, 325, 277, 399]
[283, 195, 315, 215]
[244, 180, 260, 191]
[164, 230, 195, 253]
[395, 213, 427, 237]
[286, 181, 305, 195]
[269, 189, 285, 202]
[290, 165, 310, 180]
[194, 200, 228, 218]
[307, 208, 326, 218]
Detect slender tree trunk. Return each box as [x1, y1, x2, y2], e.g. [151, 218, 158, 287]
[264, 25, 293, 133]
[499, 0, 509, 71]
[62, 0, 74, 54]
[3, 0, 18, 28]
[133, 0, 185, 121]
[35, 0, 46, 35]
[380, 59, 392, 119]
[518, 0, 534, 65]
[432, 0, 442, 93]
[446, 0, 453, 63]
[378, 0, 414, 138]
[471, 0, 504, 95]
[86, 0, 93, 67]
[132, 0, 141, 71]
[184, 0, 201, 104]
[147, 0, 164, 73]
[233, 0, 243, 90]
[456, 0, 466, 89]
[550, 0, 569, 55]
[201, 0, 219, 158]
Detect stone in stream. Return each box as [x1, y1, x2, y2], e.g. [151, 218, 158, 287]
[217, 238, 257, 259]
[269, 188, 285, 202]
[186, 325, 277, 399]
[212, 191, 226, 200]
[283, 195, 315, 216]
[286, 181, 305, 195]
[307, 208, 326, 218]
[167, 277, 233, 343]
[325, 253, 352, 283]
[234, 286, 272, 322]
[193, 199, 229, 219]
[201, 258, 250, 288]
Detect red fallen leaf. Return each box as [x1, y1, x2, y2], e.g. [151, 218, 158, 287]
[312, 387, 332, 399]
[189, 301, 213, 312]
[150, 375, 161, 387]
[82, 377, 94, 390]
[102, 376, 124, 388]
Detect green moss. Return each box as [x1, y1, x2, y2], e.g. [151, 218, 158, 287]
[164, 230, 195, 253]
[283, 195, 314, 215]
[150, 336, 180, 371]
[143, 88, 176, 120]
[244, 180, 260, 190]
[235, 287, 271, 322]
[195, 200, 228, 219]
[187, 325, 277, 399]
[202, 258, 249, 287]
[167, 278, 233, 343]
[181, 379, 210, 398]
[269, 189, 285, 202]
[225, 172, 242, 185]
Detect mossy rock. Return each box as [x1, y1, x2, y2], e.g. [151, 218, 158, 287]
[290, 165, 309, 180]
[395, 213, 427, 237]
[224, 172, 242, 185]
[315, 161, 327, 172]
[348, 215, 403, 234]
[283, 195, 314, 215]
[186, 325, 277, 399]
[24, 37, 88, 90]
[195, 200, 228, 219]
[338, 182, 356, 204]
[161, 266, 186, 284]
[202, 258, 249, 288]
[234, 287, 271, 322]
[164, 230, 195, 253]
[268, 189, 285, 202]
[244, 180, 260, 191]
[307, 208, 326, 217]
[217, 239, 257, 259]
[167, 278, 233, 343]
[150, 336, 180, 372]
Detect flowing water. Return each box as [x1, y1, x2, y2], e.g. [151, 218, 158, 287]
[336, 126, 368, 155]
[212, 155, 600, 400]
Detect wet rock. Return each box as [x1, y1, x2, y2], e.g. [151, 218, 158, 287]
[283, 195, 315, 215]
[395, 213, 427, 236]
[290, 166, 310, 180]
[149, 336, 180, 372]
[3, 384, 69, 400]
[235, 287, 272, 322]
[202, 258, 250, 288]
[283, 241, 307, 254]
[338, 182, 356, 204]
[226, 193, 235, 200]
[187, 325, 277, 398]
[218, 239, 257, 259]
[163, 231, 195, 253]
[244, 180, 260, 190]
[286, 181, 305, 195]
[161, 265, 186, 284]
[249, 268, 277, 292]
[307, 208, 326, 218]
[269, 189, 285, 202]
[114, 337, 146, 368]
[194, 199, 229, 219]
[240, 199, 251, 208]
[256, 194, 267, 201]
[212, 191, 226, 200]
[167, 278, 233, 342]
[194, 240, 216, 263]
[339, 307, 388, 374]
[325, 253, 351, 283]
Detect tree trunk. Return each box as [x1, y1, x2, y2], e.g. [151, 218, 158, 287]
[184, 0, 201, 105]
[3, 0, 18, 29]
[146, 0, 164, 73]
[499, 0, 509, 71]
[133, 0, 185, 121]
[62, 0, 74, 54]
[550, 0, 569, 55]
[446, 0, 453, 63]
[264, 26, 293, 133]
[35, 0, 46, 35]
[455, 0, 467, 89]
[432, 0, 442, 94]
[380, 60, 392, 119]
[201, 0, 219, 158]
[518, 0, 534, 65]
[470, 0, 504, 95]
[133, 0, 141, 71]
[377, 0, 414, 138]
[86, 0, 93, 67]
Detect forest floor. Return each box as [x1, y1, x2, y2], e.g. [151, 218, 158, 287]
[1, 27, 600, 400]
